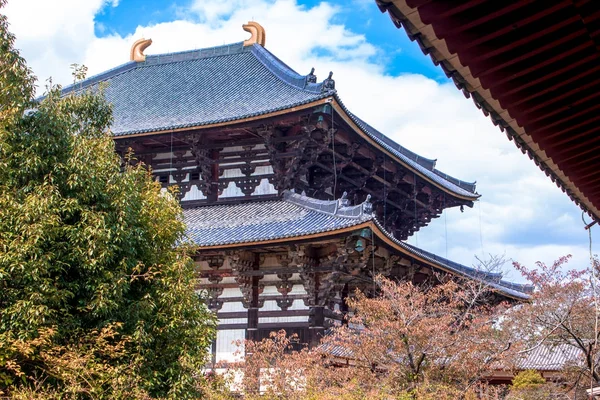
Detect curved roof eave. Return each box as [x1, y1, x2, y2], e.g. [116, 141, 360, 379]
[375, 0, 600, 223]
[328, 96, 480, 201]
[190, 192, 529, 301]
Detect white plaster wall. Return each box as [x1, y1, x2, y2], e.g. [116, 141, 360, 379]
[216, 329, 245, 363]
[181, 184, 207, 201]
[220, 181, 244, 198]
[258, 316, 308, 324]
[221, 167, 244, 178]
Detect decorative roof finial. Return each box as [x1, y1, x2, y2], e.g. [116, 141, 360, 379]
[130, 38, 153, 62]
[321, 71, 335, 92]
[363, 194, 373, 215]
[307, 68, 317, 84]
[242, 21, 266, 47]
[339, 191, 350, 207]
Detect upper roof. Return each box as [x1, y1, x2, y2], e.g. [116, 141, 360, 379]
[58, 38, 478, 199]
[376, 0, 600, 222]
[62, 42, 330, 136]
[184, 190, 532, 300]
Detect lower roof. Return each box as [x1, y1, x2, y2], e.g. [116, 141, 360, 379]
[183, 191, 531, 300]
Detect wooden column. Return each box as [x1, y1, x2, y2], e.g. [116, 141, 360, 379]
[308, 273, 325, 347]
[246, 253, 261, 343]
[340, 283, 349, 326]
[208, 149, 219, 202]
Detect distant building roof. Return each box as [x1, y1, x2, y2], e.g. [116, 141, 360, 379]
[184, 190, 531, 300]
[516, 343, 583, 372]
[320, 340, 586, 374]
[57, 40, 478, 199]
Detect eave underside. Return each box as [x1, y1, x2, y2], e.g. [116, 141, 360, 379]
[377, 0, 600, 222]
[117, 105, 476, 239]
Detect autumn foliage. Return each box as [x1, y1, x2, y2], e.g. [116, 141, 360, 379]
[207, 275, 516, 399]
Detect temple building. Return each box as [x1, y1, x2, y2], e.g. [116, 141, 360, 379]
[60, 23, 531, 363]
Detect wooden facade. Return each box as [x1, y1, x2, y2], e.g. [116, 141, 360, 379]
[114, 103, 475, 241]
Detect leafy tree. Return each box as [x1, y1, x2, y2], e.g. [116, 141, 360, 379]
[209, 275, 514, 399]
[506, 370, 557, 400]
[0, 2, 216, 398]
[508, 255, 599, 394]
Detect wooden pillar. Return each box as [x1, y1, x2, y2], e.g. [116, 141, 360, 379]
[340, 283, 349, 326]
[310, 305, 325, 346]
[246, 253, 261, 343]
[308, 273, 325, 347]
[208, 149, 219, 202]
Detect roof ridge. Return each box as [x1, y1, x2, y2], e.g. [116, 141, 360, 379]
[250, 44, 326, 94]
[283, 190, 373, 219]
[142, 42, 248, 67]
[59, 61, 137, 96]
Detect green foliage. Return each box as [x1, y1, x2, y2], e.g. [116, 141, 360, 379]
[0, 4, 216, 398]
[511, 370, 546, 390]
[507, 370, 556, 400]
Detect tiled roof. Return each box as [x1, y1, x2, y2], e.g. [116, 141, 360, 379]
[184, 191, 372, 247]
[320, 339, 586, 372]
[61, 43, 330, 136]
[57, 41, 478, 198]
[345, 111, 477, 197]
[184, 191, 530, 299]
[516, 343, 584, 371]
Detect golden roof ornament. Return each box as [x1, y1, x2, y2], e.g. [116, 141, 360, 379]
[242, 21, 266, 47]
[130, 38, 153, 62]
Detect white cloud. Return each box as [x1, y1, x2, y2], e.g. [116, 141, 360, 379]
[4, 0, 598, 282]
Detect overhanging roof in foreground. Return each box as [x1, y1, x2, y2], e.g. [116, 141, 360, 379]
[184, 191, 532, 300]
[376, 0, 600, 222]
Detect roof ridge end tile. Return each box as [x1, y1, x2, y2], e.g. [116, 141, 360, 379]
[283, 190, 373, 219]
[250, 44, 324, 94]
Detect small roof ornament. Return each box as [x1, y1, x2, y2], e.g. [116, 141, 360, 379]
[130, 38, 152, 62]
[307, 68, 317, 83]
[363, 194, 373, 215]
[243, 21, 266, 47]
[338, 191, 350, 208]
[321, 71, 335, 92]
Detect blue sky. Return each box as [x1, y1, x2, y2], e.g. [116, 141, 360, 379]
[94, 0, 443, 78]
[5, 0, 598, 282]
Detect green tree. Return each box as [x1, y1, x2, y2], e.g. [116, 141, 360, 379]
[506, 370, 557, 400]
[0, 2, 216, 398]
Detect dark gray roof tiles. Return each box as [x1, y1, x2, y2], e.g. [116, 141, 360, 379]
[516, 343, 584, 371]
[56, 41, 478, 198]
[320, 339, 585, 372]
[184, 191, 530, 299]
[60, 43, 331, 136]
[184, 191, 372, 247]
